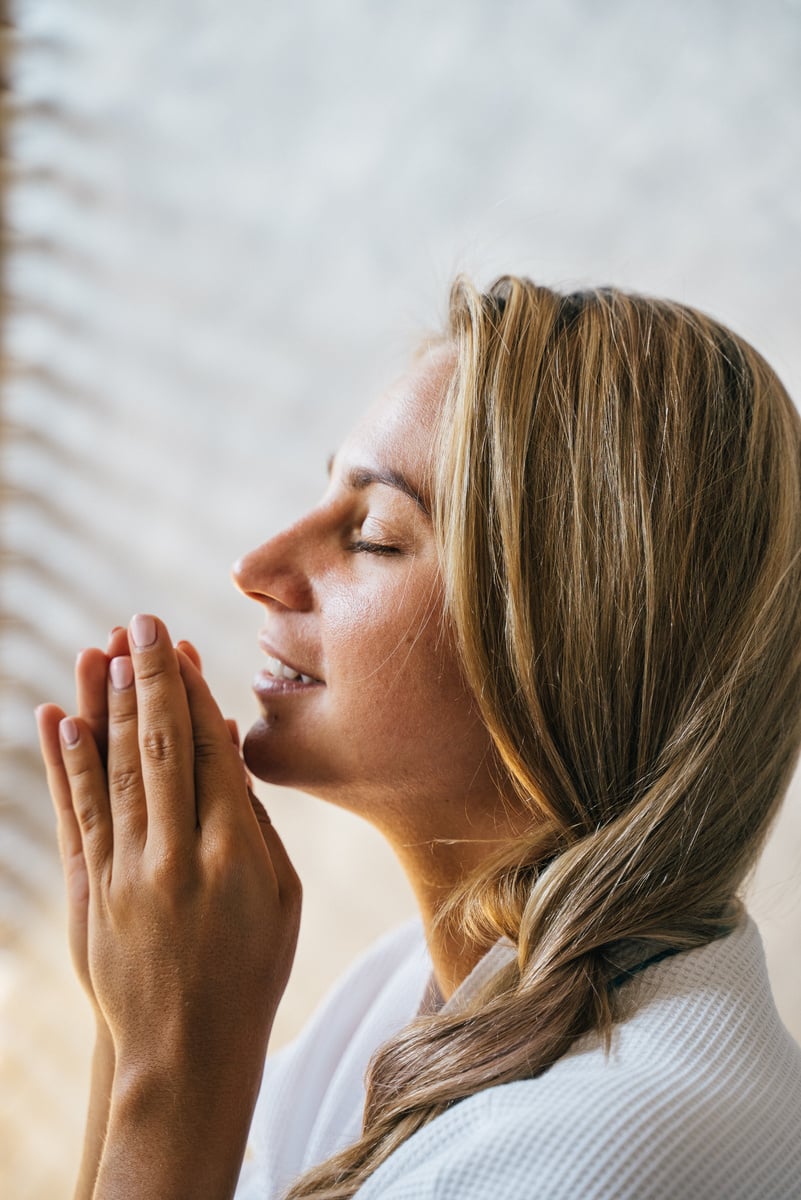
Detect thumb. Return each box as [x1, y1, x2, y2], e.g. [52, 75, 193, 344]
[248, 784, 272, 836]
[247, 786, 302, 904]
[230, 719, 256, 791]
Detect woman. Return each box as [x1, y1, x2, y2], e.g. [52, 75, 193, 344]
[36, 275, 801, 1199]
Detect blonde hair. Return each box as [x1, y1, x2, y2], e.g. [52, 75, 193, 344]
[285, 276, 801, 1199]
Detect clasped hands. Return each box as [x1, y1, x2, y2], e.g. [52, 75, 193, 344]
[35, 616, 301, 1194]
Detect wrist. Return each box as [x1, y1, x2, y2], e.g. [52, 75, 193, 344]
[72, 1015, 117, 1200]
[97, 1057, 262, 1200]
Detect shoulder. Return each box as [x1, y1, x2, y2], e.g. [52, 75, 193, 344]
[356, 918, 801, 1199]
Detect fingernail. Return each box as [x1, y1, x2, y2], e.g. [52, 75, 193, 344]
[60, 717, 79, 747]
[109, 656, 134, 690]
[107, 625, 124, 648]
[130, 614, 157, 649]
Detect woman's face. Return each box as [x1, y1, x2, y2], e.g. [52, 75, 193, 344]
[232, 348, 506, 841]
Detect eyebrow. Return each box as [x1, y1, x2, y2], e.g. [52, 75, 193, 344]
[326, 454, 430, 517]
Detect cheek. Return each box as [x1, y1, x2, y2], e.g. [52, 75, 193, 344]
[327, 569, 440, 689]
[326, 577, 479, 752]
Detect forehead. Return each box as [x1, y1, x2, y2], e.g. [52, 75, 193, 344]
[340, 345, 454, 481]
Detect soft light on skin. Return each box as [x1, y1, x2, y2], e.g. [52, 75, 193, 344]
[232, 346, 528, 996]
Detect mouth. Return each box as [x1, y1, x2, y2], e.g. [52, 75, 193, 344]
[261, 653, 318, 684]
[253, 636, 323, 700]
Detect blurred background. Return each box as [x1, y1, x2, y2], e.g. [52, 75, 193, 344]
[2, 0, 800, 1194]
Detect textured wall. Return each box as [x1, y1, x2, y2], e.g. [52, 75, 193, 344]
[2, 1, 801, 1195]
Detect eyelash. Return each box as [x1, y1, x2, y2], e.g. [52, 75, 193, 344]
[348, 539, 401, 556]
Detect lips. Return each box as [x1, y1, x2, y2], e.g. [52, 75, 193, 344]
[255, 638, 321, 686]
[253, 671, 321, 704]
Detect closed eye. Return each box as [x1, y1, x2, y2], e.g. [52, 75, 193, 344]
[348, 539, 402, 555]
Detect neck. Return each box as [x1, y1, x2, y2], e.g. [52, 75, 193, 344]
[318, 767, 529, 999]
[386, 828, 499, 1000]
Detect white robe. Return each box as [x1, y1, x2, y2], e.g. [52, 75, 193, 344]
[236, 915, 801, 1198]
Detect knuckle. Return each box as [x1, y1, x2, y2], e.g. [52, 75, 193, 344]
[108, 866, 138, 909]
[68, 760, 97, 798]
[146, 844, 193, 891]
[67, 758, 95, 788]
[74, 802, 99, 833]
[192, 734, 219, 765]
[74, 794, 103, 835]
[109, 764, 140, 799]
[140, 726, 181, 764]
[203, 828, 238, 874]
[110, 708, 138, 735]
[135, 659, 171, 687]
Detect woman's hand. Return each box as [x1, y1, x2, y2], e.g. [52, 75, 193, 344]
[35, 626, 206, 1023]
[40, 615, 301, 1198]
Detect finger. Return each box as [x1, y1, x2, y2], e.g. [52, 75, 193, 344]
[177, 655, 300, 902]
[107, 626, 129, 658]
[247, 787, 302, 905]
[74, 629, 129, 760]
[175, 652, 250, 829]
[106, 654, 148, 846]
[36, 701, 79, 836]
[223, 715, 255, 791]
[36, 704, 91, 916]
[57, 714, 112, 875]
[175, 639, 202, 672]
[127, 614, 196, 843]
[76, 648, 111, 758]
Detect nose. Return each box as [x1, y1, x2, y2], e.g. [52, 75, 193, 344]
[231, 518, 316, 611]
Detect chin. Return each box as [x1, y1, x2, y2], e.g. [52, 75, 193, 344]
[242, 719, 384, 819]
[243, 718, 285, 783]
[242, 717, 325, 791]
